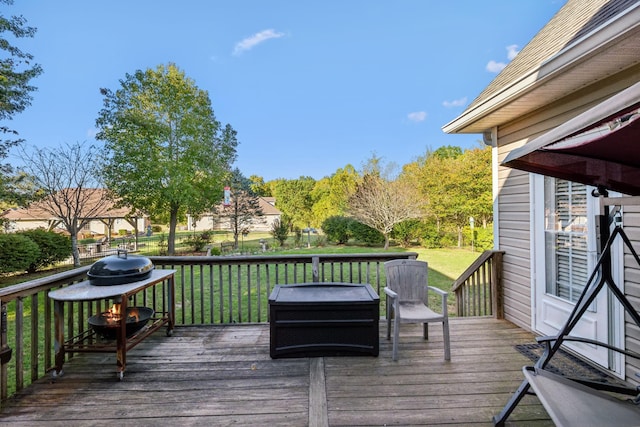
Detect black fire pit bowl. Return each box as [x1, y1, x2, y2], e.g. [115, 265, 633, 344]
[88, 306, 154, 339]
[87, 250, 154, 286]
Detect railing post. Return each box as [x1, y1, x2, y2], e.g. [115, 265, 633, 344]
[1, 301, 10, 403]
[491, 252, 504, 319]
[312, 256, 320, 282]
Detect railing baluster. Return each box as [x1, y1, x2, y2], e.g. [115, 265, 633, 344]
[218, 265, 224, 324]
[1, 302, 8, 401]
[256, 264, 262, 322]
[15, 298, 24, 392]
[30, 295, 38, 382]
[209, 264, 215, 324]
[44, 294, 52, 375]
[245, 265, 250, 322]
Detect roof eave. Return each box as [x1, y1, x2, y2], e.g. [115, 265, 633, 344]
[442, 4, 640, 135]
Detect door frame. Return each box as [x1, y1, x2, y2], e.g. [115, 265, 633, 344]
[530, 175, 624, 375]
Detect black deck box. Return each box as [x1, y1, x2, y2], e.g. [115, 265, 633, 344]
[268, 283, 380, 358]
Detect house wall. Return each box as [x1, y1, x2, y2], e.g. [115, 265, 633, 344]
[6, 217, 144, 238]
[622, 203, 640, 382]
[189, 214, 279, 233]
[496, 70, 640, 381]
[5, 220, 50, 232]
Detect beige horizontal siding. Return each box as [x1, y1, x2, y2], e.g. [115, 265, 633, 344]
[622, 204, 640, 385]
[496, 135, 532, 330]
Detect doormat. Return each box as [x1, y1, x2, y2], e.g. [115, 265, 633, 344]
[515, 343, 615, 383]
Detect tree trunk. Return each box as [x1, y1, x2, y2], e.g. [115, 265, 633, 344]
[168, 204, 179, 255]
[71, 233, 80, 267]
[384, 234, 390, 250]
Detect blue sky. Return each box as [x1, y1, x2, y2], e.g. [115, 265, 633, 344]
[6, 0, 564, 181]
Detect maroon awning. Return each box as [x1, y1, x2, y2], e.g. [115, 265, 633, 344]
[502, 81, 640, 195]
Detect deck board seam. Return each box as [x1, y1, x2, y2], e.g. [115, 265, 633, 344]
[309, 357, 329, 427]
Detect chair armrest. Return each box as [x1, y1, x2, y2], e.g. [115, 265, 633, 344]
[384, 287, 398, 299]
[428, 286, 449, 317]
[427, 286, 448, 297]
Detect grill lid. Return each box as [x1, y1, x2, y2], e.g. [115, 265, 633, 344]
[88, 250, 154, 286]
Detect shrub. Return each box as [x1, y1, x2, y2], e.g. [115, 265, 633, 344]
[270, 218, 289, 247]
[392, 219, 424, 247]
[464, 226, 494, 251]
[19, 229, 72, 273]
[0, 234, 41, 274]
[321, 216, 352, 244]
[157, 234, 168, 255]
[419, 221, 446, 248]
[293, 227, 302, 247]
[152, 225, 162, 232]
[314, 235, 327, 247]
[184, 232, 211, 251]
[349, 221, 384, 246]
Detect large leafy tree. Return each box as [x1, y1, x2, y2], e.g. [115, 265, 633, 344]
[96, 63, 237, 255]
[271, 176, 316, 229]
[0, 0, 43, 212]
[218, 168, 264, 249]
[311, 165, 358, 226]
[404, 144, 492, 247]
[248, 174, 271, 197]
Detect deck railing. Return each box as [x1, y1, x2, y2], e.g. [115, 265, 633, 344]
[0, 252, 417, 402]
[451, 250, 504, 318]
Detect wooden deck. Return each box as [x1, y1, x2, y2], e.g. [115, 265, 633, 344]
[0, 318, 553, 426]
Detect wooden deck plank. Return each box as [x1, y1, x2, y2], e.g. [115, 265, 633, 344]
[0, 318, 553, 426]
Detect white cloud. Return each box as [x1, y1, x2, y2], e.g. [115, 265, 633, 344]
[233, 29, 285, 55]
[87, 127, 98, 138]
[486, 44, 520, 73]
[407, 111, 427, 122]
[486, 60, 506, 73]
[442, 97, 467, 108]
[506, 44, 520, 60]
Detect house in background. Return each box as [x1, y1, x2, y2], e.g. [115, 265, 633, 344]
[187, 196, 281, 233]
[2, 188, 147, 240]
[444, 0, 640, 383]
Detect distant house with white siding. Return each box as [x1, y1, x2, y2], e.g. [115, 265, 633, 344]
[444, 0, 640, 382]
[2, 188, 147, 239]
[187, 196, 281, 233]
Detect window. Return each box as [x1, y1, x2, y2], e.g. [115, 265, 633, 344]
[544, 177, 588, 302]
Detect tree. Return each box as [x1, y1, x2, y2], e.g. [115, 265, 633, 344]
[347, 174, 422, 250]
[248, 175, 271, 197]
[311, 165, 358, 226]
[404, 145, 492, 247]
[0, 1, 43, 212]
[270, 217, 290, 247]
[96, 63, 237, 255]
[218, 169, 264, 249]
[18, 142, 113, 266]
[271, 177, 316, 229]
